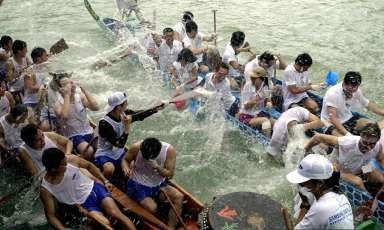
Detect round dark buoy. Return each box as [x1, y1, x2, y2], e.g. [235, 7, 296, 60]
[206, 192, 285, 230]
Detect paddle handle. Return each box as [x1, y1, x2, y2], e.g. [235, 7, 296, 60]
[160, 189, 188, 230]
[281, 208, 294, 230]
[213, 10, 217, 46]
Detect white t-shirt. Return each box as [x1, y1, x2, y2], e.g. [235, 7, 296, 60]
[172, 61, 199, 89]
[244, 55, 278, 85]
[321, 83, 369, 126]
[173, 22, 187, 41]
[239, 82, 268, 116]
[295, 192, 354, 230]
[158, 40, 183, 73]
[337, 135, 380, 175]
[222, 43, 240, 77]
[203, 72, 236, 110]
[182, 32, 204, 62]
[142, 34, 159, 58]
[282, 64, 310, 110]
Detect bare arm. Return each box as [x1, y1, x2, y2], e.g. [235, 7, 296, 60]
[5, 91, 15, 108]
[54, 85, 71, 120]
[327, 106, 349, 135]
[80, 86, 99, 111]
[287, 84, 312, 94]
[202, 34, 215, 42]
[67, 155, 109, 185]
[19, 148, 38, 176]
[121, 142, 140, 176]
[40, 187, 66, 230]
[170, 66, 179, 88]
[367, 102, 384, 116]
[276, 55, 287, 70]
[304, 133, 338, 152]
[152, 145, 176, 179]
[0, 124, 9, 151]
[45, 132, 73, 155]
[183, 66, 198, 85]
[303, 113, 323, 130]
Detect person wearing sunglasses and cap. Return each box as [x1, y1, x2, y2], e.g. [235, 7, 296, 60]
[287, 154, 354, 229]
[305, 122, 383, 192]
[95, 92, 165, 179]
[238, 67, 273, 137]
[282, 53, 323, 113]
[321, 71, 384, 136]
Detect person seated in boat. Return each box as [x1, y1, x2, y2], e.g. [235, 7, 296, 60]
[183, 20, 216, 74]
[203, 62, 239, 116]
[173, 11, 194, 42]
[122, 138, 184, 230]
[95, 92, 165, 179]
[19, 124, 73, 176]
[238, 67, 273, 137]
[244, 51, 287, 86]
[286, 154, 354, 229]
[7, 40, 32, 104]
[142, 32, 162, 66]
[304, 123, 384, 192]
[282, 53, 323, 113]
[40, 147, 136, 230]
[266, 107, 323, 159]
[222, 31, 255, 90]
[49, 71, 99, 160]
[116, 0, 149, 25]
[170, 48, 200, 94]
[0, 104, 29, 153]
[0, 35, 13, 58]
[321, 71, 384, 136]
[158, 27, 183, 75]
[0, 79, 15, 117]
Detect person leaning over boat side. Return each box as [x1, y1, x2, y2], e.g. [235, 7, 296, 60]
[244, 51, 287, 86]
[116, 0, 148, 25]
[0, 79, 15, 117]
[158, 27, 183, 75]
[49, 71, 99, 160]
[19, 124, 73, 176]
[266, 107, 322, 159]
[203, 62, 239, 116]
[0, 35, 13, 58]
[238, 67, 273, 137]
[282, 53, 323, 113]
[95, 92, 165, 180]
[173, 11, 194, 42]
[122, 138, 183, 230]
[321, 71, 384, 137]
[183, 20, 216, 73]
[305, 123, 383, 192]
[222, 31, 255, 90]
[40, 147, 136, 230]
[286, 154, 354, 229]
[170, 48, 200, 93]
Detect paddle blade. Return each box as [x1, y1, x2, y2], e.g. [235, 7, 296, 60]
[50, 38, 69, 55]
[325, 71, 339, 86]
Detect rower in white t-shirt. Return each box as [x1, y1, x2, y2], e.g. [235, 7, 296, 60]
[287, 154, 354, 230]
[305, 122, 383, 192]
[282, 53, 322, 113]
[266, 107, 322, 158]
[158, 28, 183, 74]
[321, 71, 384, 136]
[170, 48, 200, 92]
[173, 11, 194, 42]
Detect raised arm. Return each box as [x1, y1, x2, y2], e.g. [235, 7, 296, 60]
[303, 113, 323, 130]
[152, 145, 176, 179]
[53, 84, 71, 120]
[45, 132, 73, 155]
[79, 85, 99, 111]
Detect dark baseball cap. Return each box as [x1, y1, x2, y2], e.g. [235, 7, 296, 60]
[344, 71, 361, 86]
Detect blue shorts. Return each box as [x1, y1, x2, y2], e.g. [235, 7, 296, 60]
[81, 182, 111, 212]
[126, 179, 167, 202]
[94, 154, 124, 168]
[70, 133, 94, 152]
[370, 159, 384, 173]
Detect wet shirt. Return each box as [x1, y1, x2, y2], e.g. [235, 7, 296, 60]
[158, 40, 183, 73]
[182, 32, 204, 62]
[222, 43, 240, 77]
[203, 72, 235, 110]
[282, 63, 310, 110]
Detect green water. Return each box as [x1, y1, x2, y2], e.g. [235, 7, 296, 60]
[1, 0, 384, 228]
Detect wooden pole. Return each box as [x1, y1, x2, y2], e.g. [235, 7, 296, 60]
[213, 9, 217, 46]
[281, 208, 294, 230]
[160, 189, 188, 230]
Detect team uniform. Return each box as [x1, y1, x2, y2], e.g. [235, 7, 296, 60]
[282, 64, 310, 110]
[238, 82, 269, 124]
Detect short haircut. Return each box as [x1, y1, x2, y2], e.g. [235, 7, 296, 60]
[182, 11, 194, 22]
[259, 52, 274, 62]
[163, 27, 174, 34]
[295, 53, 312, 66]
[140, 137, 162, 160]
[343, 71, 362, 86]
[10, 104, 27, 119]
[0, 35, 12, 48]
[230, 31, 245, 48]
[185, 21, 198, 33]
[360, 122, 381, 140]
[42, 148, 65, 171]
[31, 47, 46, 63]
[218, 62, 229, 71]
[21, 124, 39, 147]
[12, 40, 27, 55]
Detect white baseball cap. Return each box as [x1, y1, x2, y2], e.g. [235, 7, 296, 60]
[286, 154, 333, 184]
[105, 92, 127, 113]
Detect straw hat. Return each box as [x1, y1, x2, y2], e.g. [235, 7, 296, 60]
[250, 67, 267, 79]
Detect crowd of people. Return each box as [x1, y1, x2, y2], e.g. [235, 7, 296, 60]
[1, 0, 384, 229]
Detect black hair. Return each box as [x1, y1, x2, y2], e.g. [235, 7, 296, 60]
[10, 104, 27, 119]
[42, 148, 65, 171]
[12, 40, 27, 55]
[0, 35, 12, 48]
[163, 27, 174, 34]
[259, 51, 275, 62]
[185, 21, 198, 33]
[343, 71, 362, 86]
[230, 31, 245, 48]
[21, 124, 39, 147]
[182, 11, 194, 22]
[140, 138, 162, 160]
[177, 48, 196, 63]
[360, 122, 381, 140]
[31, 47, 46, 63]
[218, 62, 229, 71]
[295, 53, 312, 66]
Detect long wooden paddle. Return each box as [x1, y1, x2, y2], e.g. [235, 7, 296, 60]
[281, 208, 294, 230]
[160, 188, 188, 230]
